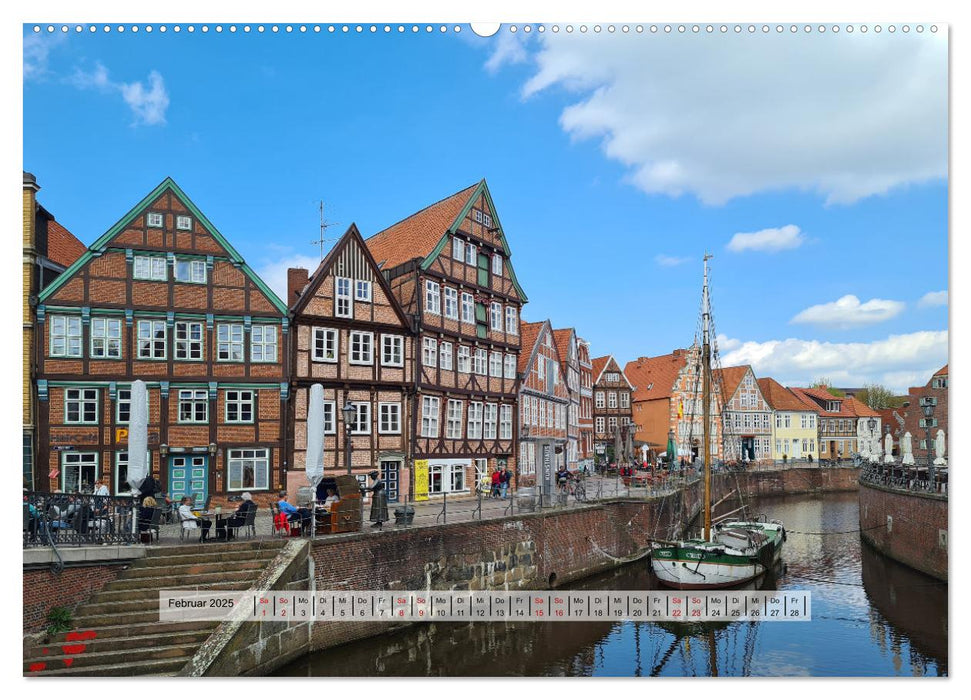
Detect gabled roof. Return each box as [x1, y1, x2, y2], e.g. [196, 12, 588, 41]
[551, 327, 576, 375]
[625, 351, 689, 402]
[365, 183, 478, 270]
[363, 179, 527, 300]
[757, 377, 817, 412]
[844, 395, 880, 418]
[289, 223, 412, 329]
[37, 177, 287, 313]
[518, 320, 547, 375]
[714, 365, 750, 400]
[591, 355, 634, 389]
[789, 387, 857, 417]
[46, 219, 86, 269]
[934, 364, 948, 377]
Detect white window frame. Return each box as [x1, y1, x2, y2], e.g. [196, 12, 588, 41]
[505, 306, 518, 335]
[422, 337, 438, 368]
[453, 237, 465, 261]
[461, 292, 474, 323]
[467, 402, 483, 439]
[50, 315, 83, 358]
[440, 341, 453, 370]
[484, 403, 498, 440]
[608, 392, 618, 409]
[322, 401, 336, 434]
[227, 448, 270, 492]
[174, 257, 207, 284]
[335, 277, 353, 318]
[457, 346, 471, 373]
[146, 212, 164, 227]
[176, 215, 192, 230]
[492, 253, 502, 276]
[421, 396, 440, 438]
[473, 348, 487, 376]
[349, 331, 374, 365]
[465, 243, 477, 266]
[619, 392, 630, 409]
[424, 280, 441, 315]
[355, 279, 372, 302]
[177, 388, 209, 424]
[378, 402, 401, 434]
[350, 402, 371, 435]
[489, 351, 503, 378]
[174, 321, 204, 361]
[596, 417, 605, 434]
[90, 317, 122, 359]
[504, 354, 516, 379]
[500, 405, 513, 440]
[313, 327, 339, 363]
[61, 452, 98, 493]
[133, 255, 167, 281]
[217, 323, 245, 362]
[225, 389, 255, 424]
[116, 387, 149, 425]
[251, 325, 278, 363]
[446, 400, 463, 439]
[595, 392, 605, 409]
[443, 287, 458, 320]
[381, 334, 403, 367]
[65, 388, 99, 424]
[490, 302, 502, 331]
[137, 319, 167, 360]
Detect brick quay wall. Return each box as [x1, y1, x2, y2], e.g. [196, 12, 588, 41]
[858, 480, 948, 581]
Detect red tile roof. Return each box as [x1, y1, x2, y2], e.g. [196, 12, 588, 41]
[757, 377, 817, 412]
[591, 356, 610, 383]
[47, 219, 86, 268]
[844, 395, 880, 418]
[714, 365, 750, 400]
[551, 328, 575, 374]
[934, 364, 948, 376]
[789, 387, 857, 417]
[625, 351, 688, 401]
[364, 183, 478, 269]
[518, 321, 546, 375]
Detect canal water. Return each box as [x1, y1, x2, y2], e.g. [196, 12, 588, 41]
[275, 492, 947, 677]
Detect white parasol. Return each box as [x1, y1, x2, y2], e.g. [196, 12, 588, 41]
[127, 380, 149, 494]
[305, 384, 326, 539]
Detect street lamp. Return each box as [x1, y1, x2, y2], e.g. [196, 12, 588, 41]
[342, 400, 356, 475]
[922, 401, 936, 489]
[867, 418, 877, 464]
[667, 428, 676, 471]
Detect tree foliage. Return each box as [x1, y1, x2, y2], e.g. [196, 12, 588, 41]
[810, 378, 844, 397]
[855, 383, 904, 410]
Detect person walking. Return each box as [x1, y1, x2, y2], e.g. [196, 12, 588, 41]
[490, 468, 502, 499]
[366, 470, 389, 528]
[500, 465, 512, 499]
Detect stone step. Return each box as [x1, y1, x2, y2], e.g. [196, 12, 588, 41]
[38, 619, 218, 646]
[25, 629, 211, 659]
[25, 640, 198, 672]
[25, 655, 188, 677]
[76, 593, 247, 617]
[103, 569, 260, 591]
[71, 609, 195, 628]
[129, 548, 282, 568]
[117, 558, 269, 579]
[145, 539, 285, 557]
[91, 581, 245, 604]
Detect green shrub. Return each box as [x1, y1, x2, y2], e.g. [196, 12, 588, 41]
[45, 606, 73, 637]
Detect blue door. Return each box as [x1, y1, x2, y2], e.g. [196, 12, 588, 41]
[168, 455, 209, 508]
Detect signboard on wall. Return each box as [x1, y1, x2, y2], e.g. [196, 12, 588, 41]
[413, 460, 429, 501]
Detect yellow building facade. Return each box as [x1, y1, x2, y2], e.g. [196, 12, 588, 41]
[758, 377, 819, 462]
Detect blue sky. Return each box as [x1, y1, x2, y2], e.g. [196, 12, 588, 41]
[23, 24, 948, 392]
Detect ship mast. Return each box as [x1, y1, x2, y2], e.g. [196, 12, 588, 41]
[702, 252, 713, 541]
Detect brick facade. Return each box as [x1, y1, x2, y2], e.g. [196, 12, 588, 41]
[576, 337, 594, 464]
[901, 365, 948, 460]
[518, 321, 570, 488]
[591, 355, 634, 462]
[34, 178, 289, 504]
[23, 564, 125, 632]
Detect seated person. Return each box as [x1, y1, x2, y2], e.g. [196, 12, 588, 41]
[138, 496, 157, 532]
[178, 496, 212, 542]
[320, 488, 340, 512]
[556, 467, 571, 485]
[225, 492, 257, 540]
[277, 491, 312, 530]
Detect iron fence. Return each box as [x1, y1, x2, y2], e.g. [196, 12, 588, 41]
[859, 462, 948, 496]
[24, 491, 140, 548]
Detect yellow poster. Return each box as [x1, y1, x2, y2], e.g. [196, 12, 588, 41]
[413, 460, 429, 501]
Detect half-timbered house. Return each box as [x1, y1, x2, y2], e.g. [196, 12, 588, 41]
[288, 225, 416, 501]
[552, 327, 581, 471]
[576, 337, 594, 468]
[518, 321, 570, 490]
[716, 365, 773, 462]
[591, 355, 634, 463]
[35, 178, 289, 507]
[365, 180, 527, 497]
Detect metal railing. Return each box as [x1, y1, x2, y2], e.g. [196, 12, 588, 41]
[24, 492, 140, 548]
[859, 461, 948, 496]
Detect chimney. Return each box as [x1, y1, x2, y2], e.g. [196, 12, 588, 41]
[287, 267, 310, 308]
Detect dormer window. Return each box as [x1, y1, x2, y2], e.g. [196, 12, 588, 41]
[146, 212, 163, 227]
[176, 215, 192, 230]
[827, 400, 841, 412]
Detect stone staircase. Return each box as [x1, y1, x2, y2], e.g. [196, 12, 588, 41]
[24, 539, 286, 676]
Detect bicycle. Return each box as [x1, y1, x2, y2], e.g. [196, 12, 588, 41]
[571, 477, 587, 503]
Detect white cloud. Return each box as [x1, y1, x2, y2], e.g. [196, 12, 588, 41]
[790, 294, 905, 329]
[918, 290, 948, 307]
[23, 30, 66, 80]
[719, 330, 948, 393]
[655, 254, 690, 267]
[70, 62, 170, 126]
[727, 225, 805, 253]
[255, 253, 322, 301]
[484, 31, 528, 73]
[506, 31, 946, 205]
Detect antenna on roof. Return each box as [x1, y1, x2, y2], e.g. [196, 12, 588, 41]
[311, 201, 340, 261]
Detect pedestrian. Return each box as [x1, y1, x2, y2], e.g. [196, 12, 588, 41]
[500, 464, 512, 499]
[138, 472, 159, 504]
[93, 479, 109, 497]
[490, 467, 502, 499]
[366, 470, 389, 528]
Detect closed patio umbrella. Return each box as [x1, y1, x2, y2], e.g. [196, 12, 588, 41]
[127, 380, 149, 536]
[305, 384, 326, 537]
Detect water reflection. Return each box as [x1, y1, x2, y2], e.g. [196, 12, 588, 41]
[275, 493, 946, 677]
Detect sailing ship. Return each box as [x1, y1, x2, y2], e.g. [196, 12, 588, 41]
[650, 254, 785, 590]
